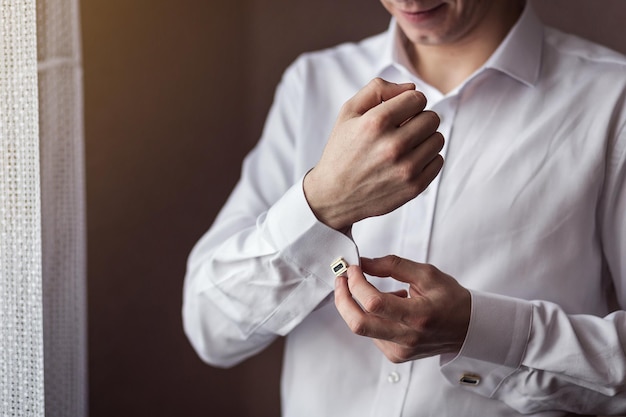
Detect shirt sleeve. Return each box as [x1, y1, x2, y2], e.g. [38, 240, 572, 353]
[182, 59, 359, 368]
[440, 124, 626, 415]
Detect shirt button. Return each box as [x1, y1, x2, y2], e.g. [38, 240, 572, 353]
[387, 371, 401, 384]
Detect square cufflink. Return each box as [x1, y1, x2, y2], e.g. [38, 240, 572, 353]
[330, 257, 349, 277]
[459, 374, 481, 386]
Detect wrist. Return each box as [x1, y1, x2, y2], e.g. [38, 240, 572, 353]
[303, 168, 352, 233]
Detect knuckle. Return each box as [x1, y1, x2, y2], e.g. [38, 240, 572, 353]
[339, 99, 354, 116]
[387, 346, 409, 363]
[430, 132, 445, 152]
[379, 140, 403, 162]
[433, 153, 445, 169]
[387, 255, 403, 269]
[409, 90, 428, 110]
[404, 332, 421, 348]
[423, 131, 444, 153]
[387, 354, 404, 364]
[363, 294, 385, 314]
[396, 160, 419, 182]
[408, 180, 426, 196]
[420, 263, 440, 277]
[348, 317, 368, 336]
[370, 77, 387, 90]
[422, 110, 441, 129]
[405, 164, 439, 195]
[363, 110, 391, 133]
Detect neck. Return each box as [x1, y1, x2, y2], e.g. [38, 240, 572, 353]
[407, 4, 523, 94]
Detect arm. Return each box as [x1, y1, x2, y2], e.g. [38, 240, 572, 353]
[335, 256, 626, 415]
[182, 64, 444, 368]
[182, 177, 357, 368]
[182, 60, 359, 368]
[441, 294, 626, 415]
[442, 118, 626, 415]
[333, 125, 626, 414]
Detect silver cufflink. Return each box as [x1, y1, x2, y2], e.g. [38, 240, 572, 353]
[330, 257, 348, 277]
[459, 374, 481, 386]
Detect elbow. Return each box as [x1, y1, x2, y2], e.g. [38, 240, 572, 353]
[188, 339, 243, 370]
[182, 264, 277, 369]
[183, 322, 245, 369]
[182, 305, 276, 369]
[182, 303, 246, 369]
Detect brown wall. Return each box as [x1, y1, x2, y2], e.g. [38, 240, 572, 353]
[82, 1, 626, 416]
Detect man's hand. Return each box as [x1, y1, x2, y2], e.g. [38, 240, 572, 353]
[334, 256, 471, 363]
[303, 78, 444, 232]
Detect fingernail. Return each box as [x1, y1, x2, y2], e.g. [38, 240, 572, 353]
[335, 276, 346, 287]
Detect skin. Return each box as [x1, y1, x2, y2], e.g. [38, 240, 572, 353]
[335, 257, 471, 362]
[303, 78, 445, 233]
[303, 0, 524, 361]
[380, 0, 524, 93]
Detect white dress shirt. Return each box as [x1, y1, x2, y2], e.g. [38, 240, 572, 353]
[183, 5, 626, 416]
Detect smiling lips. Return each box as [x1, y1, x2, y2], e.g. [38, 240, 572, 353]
[400, 2, 446, 23]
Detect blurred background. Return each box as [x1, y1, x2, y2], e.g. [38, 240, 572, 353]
[81, 1, 626, 416]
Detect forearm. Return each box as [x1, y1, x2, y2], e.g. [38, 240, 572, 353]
[182, 179, 358, 367]
[441, 291, 626, 415]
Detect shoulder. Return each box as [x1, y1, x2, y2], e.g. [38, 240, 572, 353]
[543, 26, 626, 72]
[540, 26, 626, 119]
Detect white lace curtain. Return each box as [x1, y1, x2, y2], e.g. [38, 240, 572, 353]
[0, 0, 86, 415]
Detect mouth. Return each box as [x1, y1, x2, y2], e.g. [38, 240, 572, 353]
[399, 3, 446, 23]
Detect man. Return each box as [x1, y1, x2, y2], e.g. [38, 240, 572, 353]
[183, 0, 626, 415]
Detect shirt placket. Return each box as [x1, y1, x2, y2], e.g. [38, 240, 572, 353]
[369, 360, 412, 417]
[368, 93, 459, 417]
[398, 92, 458, 263]
[423, 94, 458, 261]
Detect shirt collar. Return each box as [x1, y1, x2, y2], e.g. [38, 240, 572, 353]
[484, 2, 543, 87]
[375, 3, 544, 88]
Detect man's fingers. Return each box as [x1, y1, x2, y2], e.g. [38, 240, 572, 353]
[345, 265, 407, 318]
[344, 78, 420, 117]
[334, 275, 410, 341]
[361, 255, 459, 299]
[361, 255, 439, 285]
[373, 339, 415, 363]
[417, 153, 445, 193]
[366, 88, 430, 129]
[387, 130, 444, 197]
[400, 114, 443, 149]
[336, 256, 471, 361]
[400, 133, 445, 194]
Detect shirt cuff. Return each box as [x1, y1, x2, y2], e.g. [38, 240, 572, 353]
[440, 290, 533, 396]
[259, 177, 360, 334]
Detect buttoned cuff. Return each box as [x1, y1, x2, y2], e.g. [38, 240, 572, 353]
[260, 177, 360, 334]
[440, 290, 533, 396]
